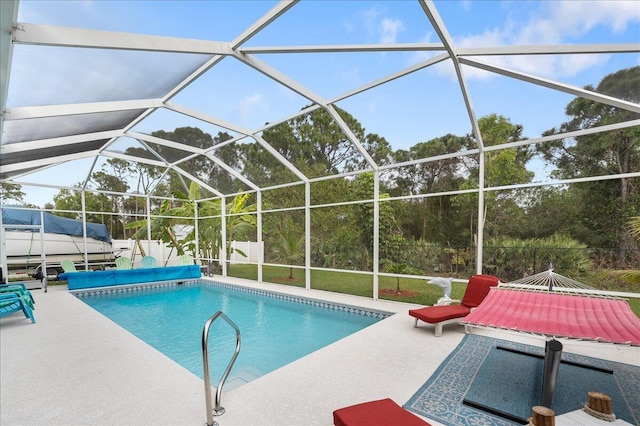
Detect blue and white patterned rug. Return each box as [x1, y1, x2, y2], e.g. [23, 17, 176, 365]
[404, 334, 640, 426]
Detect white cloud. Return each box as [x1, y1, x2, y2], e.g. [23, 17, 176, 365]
[361, 6, 382, 39]
[512, 1, 639, 45]
[380, 18, 405, 44]
[406, 33, 438, 66]
[359, 6, 406, 44]
[237, 92, 266, 125]
[545, 0, 640, 35]
[430, 0, 639, 82]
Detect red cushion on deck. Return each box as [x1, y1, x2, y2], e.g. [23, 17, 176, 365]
[333, 398, 431, 426]
[460, 274, 500, 308]
[409, 305, 471, 323]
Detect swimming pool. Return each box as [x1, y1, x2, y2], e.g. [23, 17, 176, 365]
[74, 281, 390, 389]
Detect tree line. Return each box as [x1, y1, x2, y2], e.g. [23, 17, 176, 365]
[1, 67, 638, 282]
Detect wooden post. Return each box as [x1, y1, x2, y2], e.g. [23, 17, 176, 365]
[530, 406, 555, 426]
[588, 392, 612, 414]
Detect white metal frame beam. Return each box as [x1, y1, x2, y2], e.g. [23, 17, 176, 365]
[1, 150, 101, 173]
[1, 130, 122, 154]
[129, 130, 260, 192]
[2, 0, 639, 291]
[461, 58, 640, 114]
[0, 0, 18, 138]
[419, 0, 488, 274]
[240, 42, 639, 56]
[5, 99, 164, 120]
[13, 23, 234, 55]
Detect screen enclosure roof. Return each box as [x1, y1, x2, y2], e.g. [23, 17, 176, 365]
[1, 0, 639, 202]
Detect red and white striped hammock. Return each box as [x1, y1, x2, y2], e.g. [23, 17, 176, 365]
[461, 270, 640, 345]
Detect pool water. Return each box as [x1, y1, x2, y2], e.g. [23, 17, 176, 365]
[77, 282, 387, 388]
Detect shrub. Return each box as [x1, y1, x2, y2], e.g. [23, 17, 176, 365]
[484, 234, 592, 281]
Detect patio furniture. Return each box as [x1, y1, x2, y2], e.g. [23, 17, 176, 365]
[409, 274, 500, 336]
[179, 254, 194, 265]
[61, 259, 77, 273]
[333, 398, 431, 426]
[140, 256, 157, 268]
[115, 256, 132, 270]
[0, 293, 36, 323]
[460, 288, 640, 345]
[460, 286, 640, 410]
[0, 283, 35, 309]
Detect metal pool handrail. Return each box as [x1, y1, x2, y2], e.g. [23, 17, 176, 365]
[202, 311, 241, 426]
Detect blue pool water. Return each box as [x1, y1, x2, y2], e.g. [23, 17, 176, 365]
[76, 281, 388, 388]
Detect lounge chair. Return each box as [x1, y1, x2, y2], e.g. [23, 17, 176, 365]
[179, 254, 194, 265]
[115, 256, 132, 270]
[0, 283, 35, 309]
[333, 398, 431, 426]
[408, 274, 499, 336]
[140, 256, 157, 268]
[0, 293, 36, 323]
[60, 259, 77, 273]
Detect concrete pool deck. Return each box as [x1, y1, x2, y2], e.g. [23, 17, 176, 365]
[2, 277, 638, 426]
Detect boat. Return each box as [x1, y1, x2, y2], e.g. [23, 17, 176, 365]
[1, 207, 115, 279]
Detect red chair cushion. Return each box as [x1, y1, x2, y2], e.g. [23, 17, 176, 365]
[409, 305, 471, 323]
[333, 398, 431, 426]
[460, 274, 500, 308]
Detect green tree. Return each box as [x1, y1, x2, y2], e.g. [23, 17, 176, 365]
[125, 182, 219, 263]
[352, 172, 403, 269]
[484, 234, 592, 281]
[123, 146, 167, 213]
[381, 261, 421, 293]
[52, 187, 112, 231]
[610, 216, 640, 285]
[207, 136, 246, 194]
[240, 130, 300, 188]
[346, 132, 394, 171]
[389, 134, 466, 243]
[147, 127, 229, 196]
[89, 159, 132, 239]
[0, 182, 25, 204]
[272, 219, 305, 279]
[258, 105, 370, 179]
[520, 186, 581, 239]
[462, 114, 534, 241]
[124, 199, 186, 259]
[125, 182, 256, 269]
[255, 106, 393, 272]
[537, 66, 640, 253]
[224, 193, 257, 263]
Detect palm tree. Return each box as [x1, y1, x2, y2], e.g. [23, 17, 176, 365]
[613, 216, 640, 284]
[224, 193, 257, 263]
[124, 199, 187, 261]
[125, 182, 256, 269]
[272, 226, 304, 279]
[382, 261, 421, 292]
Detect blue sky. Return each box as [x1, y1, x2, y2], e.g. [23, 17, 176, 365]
[8, 0, 640, 206]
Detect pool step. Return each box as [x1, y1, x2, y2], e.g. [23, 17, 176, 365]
[224, 367, 262, 391]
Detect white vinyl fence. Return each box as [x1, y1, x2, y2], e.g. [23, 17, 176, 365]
[111, 239, 264, 267]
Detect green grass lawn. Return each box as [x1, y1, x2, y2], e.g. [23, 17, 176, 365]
[225, 263, 640, 317]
